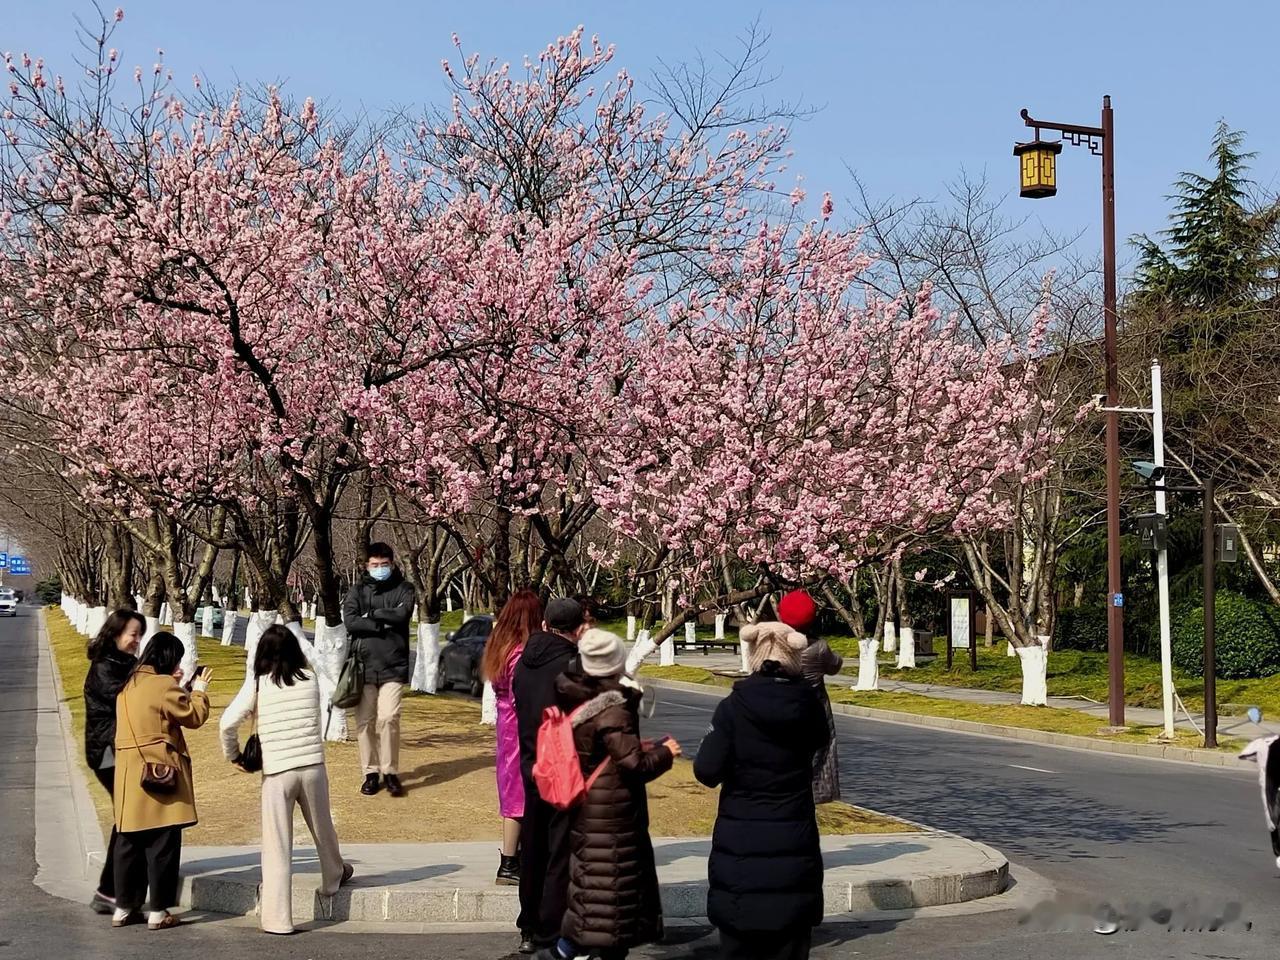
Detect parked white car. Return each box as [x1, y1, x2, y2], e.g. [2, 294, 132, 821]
[0, 589, 17, 617]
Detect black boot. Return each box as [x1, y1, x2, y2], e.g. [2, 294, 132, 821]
[495, 852, 520, 885]
[360, 773, 381, 796]
[518, 932, 536, 954]
[384, 773, 405, 797]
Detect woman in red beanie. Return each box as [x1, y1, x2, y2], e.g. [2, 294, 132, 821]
[777, 590, 843, 804]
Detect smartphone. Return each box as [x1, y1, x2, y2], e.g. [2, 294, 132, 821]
[655, 735, 672, 746]
[193, 665, 211, 681]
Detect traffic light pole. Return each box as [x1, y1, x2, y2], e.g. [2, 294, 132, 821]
[1151, 361, 1175, 739]
[1203, 477, 1217, 748]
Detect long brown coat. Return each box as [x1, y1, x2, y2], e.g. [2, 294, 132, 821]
[555, 671, 673, 951]
[113, 666, 210, 833]
[800, 637, 843, 804]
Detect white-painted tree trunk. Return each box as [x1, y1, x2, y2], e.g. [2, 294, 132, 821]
[220, 609, 237, 646]
[739, 634, 752, 673]
[882, 620, 896, 653]
[896, 626, 916, 669]
[1017, 640, 1049, 706]
[714, 614, 726, 640]
[411, 621, 441, 694]
[446, 594, 454, 613]
[312, 616, 349, 741]
[481, 680, 497, 725]
[133, 593, 144, 611]
[1006, 640, 1017, 657]
[659, 633, 676, 666]
[462, 608, 472, 623]
[159, 602, 172, 626]
[87, 605, 107, 639]
[201, 605, 215, 637]
[856, 638, 880, 690]
[79, 602, 92, 636]
[243, 589, 251, 610]
[172, 620, 197, 686]
[626, 615, 637, 642]
[142, 615, 160, 650]
[684, 621, 697, 650]
[244, 610, 274, 665]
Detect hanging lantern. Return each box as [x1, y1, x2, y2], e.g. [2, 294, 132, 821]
[1014, 139, 1063, 198]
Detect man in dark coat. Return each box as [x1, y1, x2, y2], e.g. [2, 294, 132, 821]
[694, 621, 830, 960]
[342, 541, 415, 797]
[513, 597, 588, 953]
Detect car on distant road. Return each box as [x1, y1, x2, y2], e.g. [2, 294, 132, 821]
[437, 615, 494, 697]
[194, 605, 225, 631]
[0, 589, 17, 617]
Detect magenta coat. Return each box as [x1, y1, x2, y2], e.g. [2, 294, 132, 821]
[494, 644, 526, 819]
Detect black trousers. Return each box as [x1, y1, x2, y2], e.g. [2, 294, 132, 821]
[114, 826, 182, 913]
[718, 926, 812, 960]
[92, 766, 118, 898]
[517, 784, 573, 944]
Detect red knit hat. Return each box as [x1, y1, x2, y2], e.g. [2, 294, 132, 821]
[777, 590, 817, 631]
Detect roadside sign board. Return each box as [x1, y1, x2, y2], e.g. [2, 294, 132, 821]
[9, 556, 30, 575]
[0, 553, 7, 569]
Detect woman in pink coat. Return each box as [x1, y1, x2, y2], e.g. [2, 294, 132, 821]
[483, 589, 544, 886]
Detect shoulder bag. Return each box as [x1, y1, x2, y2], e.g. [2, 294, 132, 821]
[331, 638, 365, 710]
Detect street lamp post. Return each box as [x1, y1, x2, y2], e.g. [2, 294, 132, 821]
[1016, 96, 1125, 727]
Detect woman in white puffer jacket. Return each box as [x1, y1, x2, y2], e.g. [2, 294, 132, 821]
[220, 624, 353, 934]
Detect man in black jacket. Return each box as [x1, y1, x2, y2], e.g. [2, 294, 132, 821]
[342, 541, 416, 797]
[513, 597, 588, 953]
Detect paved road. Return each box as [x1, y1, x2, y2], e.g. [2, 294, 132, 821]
[2, 608, 1271, 959]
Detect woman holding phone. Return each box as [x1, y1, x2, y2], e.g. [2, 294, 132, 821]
[111, 633, 211, 930]
[219, 624, 353, 935]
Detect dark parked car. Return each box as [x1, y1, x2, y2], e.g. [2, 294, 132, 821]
[437, 615, 494, 697]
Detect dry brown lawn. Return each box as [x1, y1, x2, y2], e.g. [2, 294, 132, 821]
[48, 610, 908, 844]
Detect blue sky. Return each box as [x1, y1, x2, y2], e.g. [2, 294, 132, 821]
[6, 1, 1278, 276]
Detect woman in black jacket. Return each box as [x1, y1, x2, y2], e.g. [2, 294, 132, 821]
[694, 622, 829, 960]
[83, 608, 145, 915]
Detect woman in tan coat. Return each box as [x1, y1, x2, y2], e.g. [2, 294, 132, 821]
[112, 632, 211, 930]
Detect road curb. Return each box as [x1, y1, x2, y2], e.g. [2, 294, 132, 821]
[178, 834, 1008, 923]
[644, 677, 1253, 771]
[33, 608, 105, 900]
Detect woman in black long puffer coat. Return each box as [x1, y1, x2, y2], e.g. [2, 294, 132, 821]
[694, 621, 829, 960]
[82, 608, 145, 915]
[540, 629, 678, 960]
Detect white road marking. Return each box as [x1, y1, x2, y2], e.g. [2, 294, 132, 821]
[1008, 763, 1056, 774]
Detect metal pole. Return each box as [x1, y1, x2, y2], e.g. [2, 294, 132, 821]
[1151, 360, 1175, 738]
[1101, 95, 1125, 727]
[1203, 477, 1217, 749]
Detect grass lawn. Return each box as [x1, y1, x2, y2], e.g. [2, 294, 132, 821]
[638, 664, 1243, 752]
[833, 640, 1280, 718]
[48, 610, 905, 844]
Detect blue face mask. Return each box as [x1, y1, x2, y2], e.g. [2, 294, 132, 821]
[369, 566, 392, 582]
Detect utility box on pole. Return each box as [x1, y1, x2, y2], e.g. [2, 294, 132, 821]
[1136, 513, 1168, 552]
[1216, 524, 1240, 564]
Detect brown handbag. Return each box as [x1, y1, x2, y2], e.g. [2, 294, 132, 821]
[122, 678, 180, 795]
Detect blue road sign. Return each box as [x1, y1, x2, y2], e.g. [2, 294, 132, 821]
[9, 556, 30, 575]
[0, 552, 7, 569]
[1112, 593, 1124, 608]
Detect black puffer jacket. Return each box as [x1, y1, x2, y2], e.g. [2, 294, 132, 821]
[556, 670, 672, 950]
[83, 646, 137, 770]
[694, 663, 829, 934]
[341, 570, 415, 685]
[513, 630, 577, 784]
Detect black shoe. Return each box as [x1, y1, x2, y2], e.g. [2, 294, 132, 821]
[360, 773, 381, 796]
[384, 774, 405, 798]
[90, 890, 116, 915]
[518, 932, 536, 954]
[495, 852, 520, 885]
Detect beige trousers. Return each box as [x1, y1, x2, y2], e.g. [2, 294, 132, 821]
[356, 680, 402, 775]
[259, 763, 344, 934]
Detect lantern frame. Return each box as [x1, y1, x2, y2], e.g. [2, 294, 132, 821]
[1013, 139, 1064, 199]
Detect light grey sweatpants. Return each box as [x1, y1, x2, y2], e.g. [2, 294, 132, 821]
[260, 763, 345, 934]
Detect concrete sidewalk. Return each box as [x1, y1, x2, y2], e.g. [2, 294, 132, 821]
[179, 834, 1008, 925]
[680, 651, 1280, 741]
